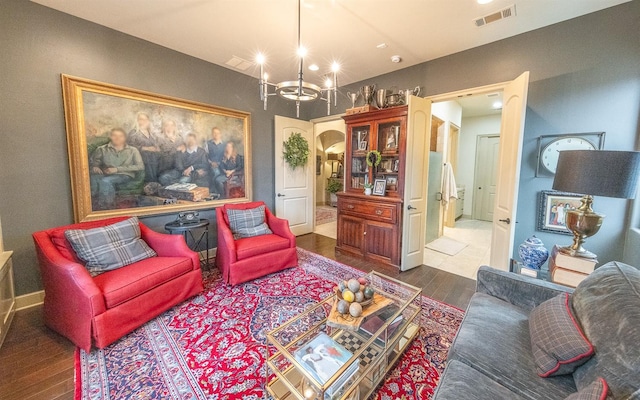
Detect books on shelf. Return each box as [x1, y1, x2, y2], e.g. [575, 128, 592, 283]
[293, 332, 359, 399]
[548, 245, 598, 288]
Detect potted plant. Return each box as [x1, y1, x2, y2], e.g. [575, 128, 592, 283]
[326, 179, 343, 207]
[363, 182, 374, 196]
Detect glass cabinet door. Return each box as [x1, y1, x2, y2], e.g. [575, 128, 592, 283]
[349, 125, 370, 191]
[373, 120, 402, 195]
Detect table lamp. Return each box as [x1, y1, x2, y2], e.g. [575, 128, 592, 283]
[552, 150, 640, 258]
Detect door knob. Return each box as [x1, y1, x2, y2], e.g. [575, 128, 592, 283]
[407, 205, 416, 210]
[478, 187, 482, 190]
[277, 193, 285, 197]
[435, 192, 443, 201]
[498, 218, 511, 224]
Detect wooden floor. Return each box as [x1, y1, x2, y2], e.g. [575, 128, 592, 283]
[0, 233, 475, 400]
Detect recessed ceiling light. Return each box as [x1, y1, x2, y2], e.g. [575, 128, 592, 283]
[492, 101, 503, 109]
[308, 64, 319, 71]
[376, 43, 388, 49]
[477, 0, 493, 4]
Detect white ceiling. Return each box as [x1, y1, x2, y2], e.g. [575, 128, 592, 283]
[455, 91, 504, 118]
[33, 0, 629, 86]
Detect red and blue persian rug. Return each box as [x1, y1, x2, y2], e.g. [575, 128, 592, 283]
[75, 248, 464, 400]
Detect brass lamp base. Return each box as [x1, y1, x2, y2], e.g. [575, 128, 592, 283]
[559, 195, 604, 259]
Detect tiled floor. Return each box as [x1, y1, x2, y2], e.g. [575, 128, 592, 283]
[314, 220, 337, 239]
[424, 218, 493, 280]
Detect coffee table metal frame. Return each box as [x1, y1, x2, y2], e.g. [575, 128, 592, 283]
[265, 271, 422, 400]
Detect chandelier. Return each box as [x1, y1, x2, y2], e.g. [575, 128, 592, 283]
[256, 0, 339, 118]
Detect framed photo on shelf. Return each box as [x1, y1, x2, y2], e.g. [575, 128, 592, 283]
[358, 140, 368, 151]
[537, 190, 583, 235]
[393, 159, 400, 172]
[372, 179, 387, 196]
[61, 75, 252, 222]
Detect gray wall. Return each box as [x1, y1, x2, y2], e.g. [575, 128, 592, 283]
[0, 0, 298, 295]
[307, 1, 640, 266]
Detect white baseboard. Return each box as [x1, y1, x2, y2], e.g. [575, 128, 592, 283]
[15, 290, 45, 311]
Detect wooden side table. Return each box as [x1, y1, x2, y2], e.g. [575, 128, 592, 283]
[0, 251, 15, 349]
[165, 219, 211, 270]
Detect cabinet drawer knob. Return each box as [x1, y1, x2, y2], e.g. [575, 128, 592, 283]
[363, 231, 367, 235]
[347, 204, 355, 209]
[375, 210, 383, 215]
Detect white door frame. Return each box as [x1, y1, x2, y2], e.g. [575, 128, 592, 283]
[425, 75, 528, 269]
[310, 113, 346, 221]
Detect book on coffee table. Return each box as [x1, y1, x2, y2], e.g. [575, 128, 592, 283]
[359, 305, 404, 345]
[293, 332, 359, 398]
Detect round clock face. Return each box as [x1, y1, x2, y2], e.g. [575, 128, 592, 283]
[541, 137, 596, 173]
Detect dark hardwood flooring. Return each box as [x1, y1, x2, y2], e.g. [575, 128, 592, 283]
[0, 233, 474, 400]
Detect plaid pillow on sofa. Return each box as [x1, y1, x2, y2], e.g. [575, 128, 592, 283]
[529, 293, 594, 377]
[226, 205, 273, 239]
[65, 217, 156, 276]
[565, 378, 608, 400]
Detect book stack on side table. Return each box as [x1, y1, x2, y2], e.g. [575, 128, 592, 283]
[548, 245, 598, 287]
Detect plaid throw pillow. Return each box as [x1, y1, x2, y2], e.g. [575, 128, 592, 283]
[65, 217, 156, 276]
[529, 293, 594, 377]
[565, 378, 608, 400]
[226, 205, 273, 239]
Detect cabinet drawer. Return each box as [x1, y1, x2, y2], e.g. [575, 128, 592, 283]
[338, 200, 397, 223]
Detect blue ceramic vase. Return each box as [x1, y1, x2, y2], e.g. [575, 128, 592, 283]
[518, 236, 549, 270]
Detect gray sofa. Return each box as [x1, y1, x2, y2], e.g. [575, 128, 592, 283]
[433, 262, 640, 400]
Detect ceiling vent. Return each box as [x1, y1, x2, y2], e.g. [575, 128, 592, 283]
[474, 4, 516, 27]
[225, 56, 253, 71]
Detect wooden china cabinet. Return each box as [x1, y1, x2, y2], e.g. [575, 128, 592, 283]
[336, 106, 409, 267]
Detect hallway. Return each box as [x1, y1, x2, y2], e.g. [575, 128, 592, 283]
[423, 218, 492, 280]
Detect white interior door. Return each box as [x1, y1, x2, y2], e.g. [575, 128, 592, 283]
[275, 116, 314, 236]
[473, 135, 500, 222]
[401, 96, 432, 271]
[490, 72, 530, 269]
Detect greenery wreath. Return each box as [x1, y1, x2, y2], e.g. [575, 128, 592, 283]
[283, 132, 310, 169]
[366, 150, 382, 167]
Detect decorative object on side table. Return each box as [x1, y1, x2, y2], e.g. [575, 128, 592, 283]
[518, 235, 549, 271]
[552, 150, 640, 258]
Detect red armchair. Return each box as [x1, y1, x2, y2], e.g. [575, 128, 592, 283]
[216, 201, 298, 285]
[32, 217, 203, 351]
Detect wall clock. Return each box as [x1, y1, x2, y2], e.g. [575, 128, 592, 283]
[535, 132, 605, 177]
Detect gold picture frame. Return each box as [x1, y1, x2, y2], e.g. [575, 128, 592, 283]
[62, 75, 252, 222]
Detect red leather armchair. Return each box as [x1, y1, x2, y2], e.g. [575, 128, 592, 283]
[32, 217, 203, 351]
[216, 202, 298, 285]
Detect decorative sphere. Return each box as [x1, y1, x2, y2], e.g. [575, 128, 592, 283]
[342, 290, 355, 303]
[357, 277, 368, 285]
[349, 302, 363, 317]
[338, 281, 347, 292]
[355, 291, 365, 303]
[347, 279, 361, 293]
[336, 300, 350, 314]
[363, 286, 375, 299]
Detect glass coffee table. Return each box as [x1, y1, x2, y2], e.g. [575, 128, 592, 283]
[265, 271, 422, 399]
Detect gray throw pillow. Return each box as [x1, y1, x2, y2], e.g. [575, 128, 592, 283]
[564, 378, 608, 400]
[65, 217, 156, 276]
[226, 205, 273, 239]
[529, 293, 594, 377]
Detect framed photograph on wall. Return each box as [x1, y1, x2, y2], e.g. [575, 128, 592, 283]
[372, 179, 387, 196]
[62, 75, 252, 222]
[316, 155, 322, 176]
[537, 190, 583, 235]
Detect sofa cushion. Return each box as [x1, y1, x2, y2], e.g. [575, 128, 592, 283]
[65, 217, 156, 276]
[226, 205, 273, 239]
[93, 256, 193, 308]
[529, 293, 594, 377]
[434, 360, 528, 400]
[564, 378, 608, 400]
[50, 228, 84, 264]
[235, 234, 290, 261]
[571, 262, 640, 399]
[222, 202, 266, 227]
[449, 293, 576, 400]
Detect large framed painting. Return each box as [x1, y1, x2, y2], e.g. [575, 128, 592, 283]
[62, 75, 252, 222]
[537, 190, 583, 235]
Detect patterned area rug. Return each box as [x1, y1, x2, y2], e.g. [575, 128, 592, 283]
[76, 248, 464, 399]
[316, 205, 338, 225]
